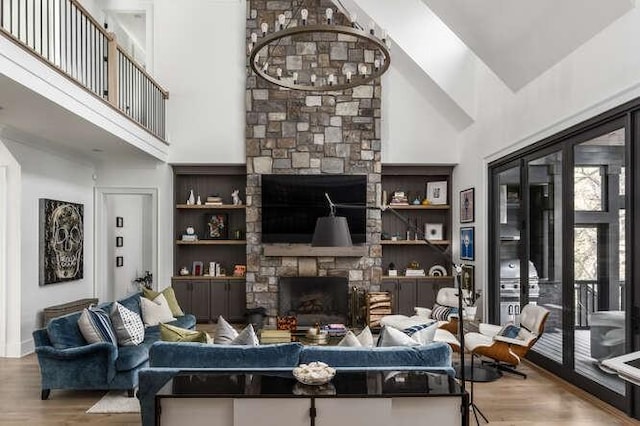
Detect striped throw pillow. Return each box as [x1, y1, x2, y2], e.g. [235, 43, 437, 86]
[78, 306, 117, 345]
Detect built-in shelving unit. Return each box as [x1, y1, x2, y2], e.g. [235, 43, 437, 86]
[380, 240, 450, 246]
[176, 204, 246, 210]
[176, 240, 247, 245]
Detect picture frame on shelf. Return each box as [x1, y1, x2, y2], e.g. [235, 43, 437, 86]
[204, 213, 228, 239]
[424, 223, 444, 241]
[460, 227, 475, 261]
[192, 261, 204, 276]
[426, 181, 447, 205]
[460, 187, 475, 223]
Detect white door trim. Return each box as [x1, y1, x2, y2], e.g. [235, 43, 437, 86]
[94, 187, 158, 302]
[0, 166, 7, 357]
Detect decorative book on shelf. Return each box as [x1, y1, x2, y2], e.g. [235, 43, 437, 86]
[260, 329, 292, 343]
[366, 292, 392, 328]
[405, 269, 426, 277]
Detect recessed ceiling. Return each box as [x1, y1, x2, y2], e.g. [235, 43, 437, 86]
[422, 0, 634, 91]
[0, 74, 160, 164]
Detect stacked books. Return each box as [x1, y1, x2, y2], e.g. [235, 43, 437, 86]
[181, 234, 198, 242]
[205, 196, 223, 205]
[389, 191, 409, 206]
[321, 323, 348, 337]
[260, 329, 292, 344]
[405, 269, 426, 277]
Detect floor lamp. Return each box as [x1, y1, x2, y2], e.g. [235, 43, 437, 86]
[311, 193, 470, 420]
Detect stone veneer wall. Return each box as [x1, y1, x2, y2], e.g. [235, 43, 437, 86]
[245, 0, 383, 324]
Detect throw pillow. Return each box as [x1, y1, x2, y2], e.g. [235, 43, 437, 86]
[110, 302, 145, 346]
[230, 324, 259, 346]
[77, 306, 118, 346]
[160, 323, 212, 343]
[140, 294, 176, 326]
[337, 331, 361, 347]
[497, 324, 521, 339]
[356, 326, 374, 347]
[213, 316, 239, 344]
[142, 286, 184, 317]
[403, 322, 438, 345]
[377, 326, 421, 347]
[431, 303, 459, 321]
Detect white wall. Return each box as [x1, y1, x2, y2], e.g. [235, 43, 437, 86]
[2, 139, 96, 355]
[453, 5, 640, 310]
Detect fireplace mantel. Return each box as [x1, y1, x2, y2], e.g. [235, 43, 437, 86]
[263, 244, 368, 257]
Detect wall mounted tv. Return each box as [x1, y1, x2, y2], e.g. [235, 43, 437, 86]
[261, 174, 367, 244]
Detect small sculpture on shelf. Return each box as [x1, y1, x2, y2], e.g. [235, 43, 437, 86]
[181, 225, 198, 242]
[196, 195, 202, 205]
[179, 266, 189, 276]
[187, 189, 195, 205]
[232, 189, 242, 205]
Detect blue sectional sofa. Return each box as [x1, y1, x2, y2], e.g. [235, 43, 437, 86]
[32, 293, 196, 400]
[138, 340, 454, 426]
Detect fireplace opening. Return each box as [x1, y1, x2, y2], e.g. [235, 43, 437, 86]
[278, 277, 348, 327]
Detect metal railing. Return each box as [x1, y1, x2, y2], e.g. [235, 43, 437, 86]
[0, 0, 168, 140]
[574, 280, 625, 328]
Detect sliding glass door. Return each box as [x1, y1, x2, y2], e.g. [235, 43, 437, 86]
[489, 116, 632, 413]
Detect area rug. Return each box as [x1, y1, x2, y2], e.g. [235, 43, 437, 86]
[86, 390, 140, 414]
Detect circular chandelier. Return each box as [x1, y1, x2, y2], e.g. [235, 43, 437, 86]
[248, 2, 391, 92]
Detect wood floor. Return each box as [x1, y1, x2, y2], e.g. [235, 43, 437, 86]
[2, 353, 638, 425]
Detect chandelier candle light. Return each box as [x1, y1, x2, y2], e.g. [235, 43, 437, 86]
[248, 1, 391, 91]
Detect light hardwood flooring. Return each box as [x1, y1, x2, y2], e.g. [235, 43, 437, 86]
[3, 352, 639, 425]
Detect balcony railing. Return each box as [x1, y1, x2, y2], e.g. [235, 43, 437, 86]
[574, 280, 625, 328]
[0, 0, 168, 140]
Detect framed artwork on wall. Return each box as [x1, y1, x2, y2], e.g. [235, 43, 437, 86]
[116, 256, 124, 267]
[460, 226, 475, 261]
[39, 199, 84, 285]
[460, 187, 475, 223]
[461, 264, 475, 296]
[192, 261, 204, 276]
[116, 236, 123, 247]
[116, 217, 124, 228]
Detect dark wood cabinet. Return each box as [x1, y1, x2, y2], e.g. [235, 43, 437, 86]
[173, 278, 246, 323]
[381, 277, 454, 315]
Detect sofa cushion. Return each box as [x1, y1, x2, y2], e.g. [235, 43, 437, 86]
[78, 306, 118, 346]
[300, 342, 452, 369]
[110, 302, 145, 346]
[46, 312, 85, 349]
[116, 345, 150, 372]
[170, 314, 197, 330]
[149, 342, 304, 368]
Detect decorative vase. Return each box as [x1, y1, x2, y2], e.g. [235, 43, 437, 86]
[197, 195, 202, 205]
[187, 189, 195, 205]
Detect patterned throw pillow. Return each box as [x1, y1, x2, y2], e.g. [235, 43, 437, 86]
[78, 306, 118, 346]
[430, 303, 458, 321]
[110, 302, 145, 346]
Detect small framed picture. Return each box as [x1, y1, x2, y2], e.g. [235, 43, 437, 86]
[460, 227, 475, 261]
[116, 256, 124, 267]
[424, 223, 444, 241]
[192, 261, 204, 276]
[461, 264, 475, 296]
[460, 188, 475, 223]
[426, 181, 447, 205]
[116, 217, 124, 228]
[116, 236, 123, 247]
[204, 213, 228, 239]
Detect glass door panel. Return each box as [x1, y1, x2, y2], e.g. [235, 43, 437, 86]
[496, 166, 522, 325]
[528, 151, 563, 363]
[573, 128, 626, 395]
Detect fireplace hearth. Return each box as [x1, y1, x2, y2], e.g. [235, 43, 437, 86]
[278, 277, 348, 327]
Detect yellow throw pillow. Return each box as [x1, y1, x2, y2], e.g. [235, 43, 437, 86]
[159, 323, 211, 343]
[142, 287, 184, 317]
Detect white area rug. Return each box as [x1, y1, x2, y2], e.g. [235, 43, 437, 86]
[86, 390, 141, 414]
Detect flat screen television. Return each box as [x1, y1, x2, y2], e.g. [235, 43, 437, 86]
[261, 174, 367, 244]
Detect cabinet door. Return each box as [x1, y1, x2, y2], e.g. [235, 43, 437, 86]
[397, 280, 417, 316]
[227, 280, 246, 322]
[380, 280, 398, 314]
[191, 280, 211, 322]
[415, 279, 439, 309]
[172, 280, 192, 314]
[210, 280, 227, 320]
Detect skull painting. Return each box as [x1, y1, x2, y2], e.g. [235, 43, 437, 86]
[40, 199, 84, 285]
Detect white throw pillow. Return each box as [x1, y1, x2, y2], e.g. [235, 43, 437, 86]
[110, 302, 145, 345]
[378, 326, 421, 347]
[231, 324, 259, 346]
[214, 316, 239, 344]
[140, 293, 176, 327]
[356, 326, 374, 347]
[337, 331, 361, 347]
[406, 322, 439, 345]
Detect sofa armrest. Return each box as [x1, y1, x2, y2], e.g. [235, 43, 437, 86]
[36, 342, 117, 361]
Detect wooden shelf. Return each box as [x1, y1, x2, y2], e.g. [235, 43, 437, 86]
[176, 240, 246, 245]
[172, 275, 246, 281]
[176, 204, 245, 209]
[263, 244, 368, 257]
[385, 205, 450, 210]
[381, 240, 450, 246]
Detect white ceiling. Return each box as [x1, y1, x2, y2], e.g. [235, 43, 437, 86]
[0, 75, 159, 164]
[422, 0, 634, 91]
